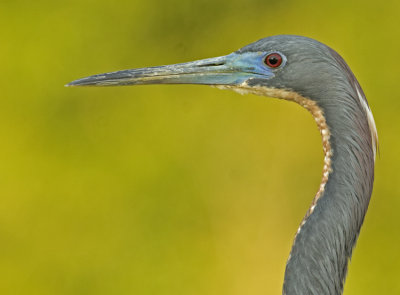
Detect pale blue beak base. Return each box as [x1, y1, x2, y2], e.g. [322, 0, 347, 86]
[66, 52, 275, 87]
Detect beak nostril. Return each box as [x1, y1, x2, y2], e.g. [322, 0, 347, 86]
[197, 62, 225, 67]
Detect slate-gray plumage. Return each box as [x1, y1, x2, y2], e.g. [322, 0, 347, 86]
[67, 35, 377, 295]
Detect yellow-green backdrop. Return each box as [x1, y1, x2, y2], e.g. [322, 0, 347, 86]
[1, 0, 398, 294]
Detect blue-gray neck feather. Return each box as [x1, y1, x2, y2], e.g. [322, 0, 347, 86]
[282, 49, 375, 295]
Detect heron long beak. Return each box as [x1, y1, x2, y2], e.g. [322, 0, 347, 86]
[66, 52, 274, 87]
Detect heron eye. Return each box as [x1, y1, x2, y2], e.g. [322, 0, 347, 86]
[264, 53, 283, 68]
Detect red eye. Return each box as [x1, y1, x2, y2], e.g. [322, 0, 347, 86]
[264, 53, 283, 68]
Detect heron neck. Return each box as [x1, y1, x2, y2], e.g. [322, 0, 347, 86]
[216, 83, 376, 294]
[282, 94, 376, 295]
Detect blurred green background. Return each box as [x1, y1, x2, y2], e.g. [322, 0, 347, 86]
[1, 0, 399, 294]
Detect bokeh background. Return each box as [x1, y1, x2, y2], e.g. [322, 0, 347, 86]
[1, 0, 399, 294]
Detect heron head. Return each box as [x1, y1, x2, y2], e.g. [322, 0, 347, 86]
[66, 35, 344, 102]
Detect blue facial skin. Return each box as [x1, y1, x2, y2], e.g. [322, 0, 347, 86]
[66, 52, 286, 87]
[220, 52, 286, 84]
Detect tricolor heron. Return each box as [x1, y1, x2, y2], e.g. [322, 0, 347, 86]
[67, 35, 378, 295]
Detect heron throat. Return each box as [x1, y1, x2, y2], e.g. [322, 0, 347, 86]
[216, 83, 333, 220]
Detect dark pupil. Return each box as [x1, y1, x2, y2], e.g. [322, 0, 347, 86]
[269, 56, 279, 65]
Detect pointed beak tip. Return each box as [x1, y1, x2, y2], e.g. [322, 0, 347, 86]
[65, 78, 93, 87]
[65, 79, 82, 87]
